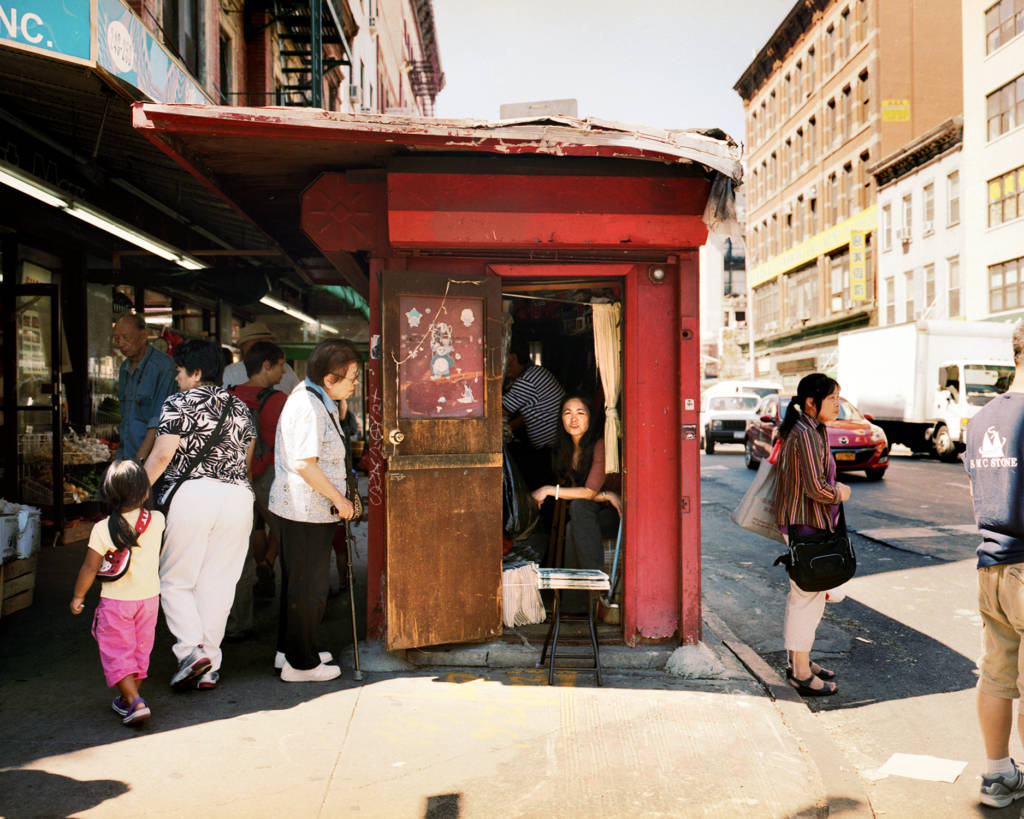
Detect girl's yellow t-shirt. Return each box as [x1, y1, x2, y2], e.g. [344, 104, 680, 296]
[87, 509, 164, 601]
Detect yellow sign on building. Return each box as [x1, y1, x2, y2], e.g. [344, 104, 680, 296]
[882, 99, 911, 122]
[849, 231, 867, 301]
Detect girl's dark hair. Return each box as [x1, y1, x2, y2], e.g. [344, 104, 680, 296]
[779, 373, 840, 438]
[308, 338, 360, 385]
[551, 394, 602, 487]
[102, 460, 151, 552]
[174, 339, 224, 385]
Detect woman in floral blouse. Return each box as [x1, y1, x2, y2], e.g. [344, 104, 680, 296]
[145, 340, 256, 692]
[270, 338, 361, 682]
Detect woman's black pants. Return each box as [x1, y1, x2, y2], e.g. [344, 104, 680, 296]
[277, 517, 336, 670]
[563, 499, 619, 612]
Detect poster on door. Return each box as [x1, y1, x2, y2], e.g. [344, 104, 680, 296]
[398, 295, 484, 419]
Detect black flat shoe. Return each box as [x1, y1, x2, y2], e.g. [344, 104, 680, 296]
[786, 662, 836, 681]
[787, 671, 838, 697]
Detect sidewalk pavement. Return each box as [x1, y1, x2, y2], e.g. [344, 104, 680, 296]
[0, 541, 874, 818]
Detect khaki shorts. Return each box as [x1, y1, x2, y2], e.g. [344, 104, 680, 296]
[978, 563, 1024, 699]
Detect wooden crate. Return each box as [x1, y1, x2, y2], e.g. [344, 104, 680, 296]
[62, 519, 95, 545]
[1, 555, 38, 617]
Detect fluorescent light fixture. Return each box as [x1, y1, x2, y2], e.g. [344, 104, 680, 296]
[0, 158, 206, 270]
[0, 165, 67, 208]
[146, 315, 174, 325]
[260, 295, 339, 334]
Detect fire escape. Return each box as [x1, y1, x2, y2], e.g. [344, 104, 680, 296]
[270, 0, 355, 107]
[407, 0, 444, 116]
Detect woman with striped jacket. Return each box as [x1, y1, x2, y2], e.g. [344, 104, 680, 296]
[773, 373, 851, 697]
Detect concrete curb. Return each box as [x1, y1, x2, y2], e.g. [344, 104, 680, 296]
[704, 609, 875, 818]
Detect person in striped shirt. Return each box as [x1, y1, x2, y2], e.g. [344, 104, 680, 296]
[773, 373, 851, 697]
[503, 337, 565, 488]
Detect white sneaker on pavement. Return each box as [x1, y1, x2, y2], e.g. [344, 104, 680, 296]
[280, 661, 342, 682]
[274, 650, 333, 670]
[980, 760, 1024, 807]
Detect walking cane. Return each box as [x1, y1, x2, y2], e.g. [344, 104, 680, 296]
[344, 517, 364, 681]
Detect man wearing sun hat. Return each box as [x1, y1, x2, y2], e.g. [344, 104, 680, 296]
[222, 321, 300, 393]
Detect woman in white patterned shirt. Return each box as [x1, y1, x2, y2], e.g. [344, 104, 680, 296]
[270, 338, 361, 682]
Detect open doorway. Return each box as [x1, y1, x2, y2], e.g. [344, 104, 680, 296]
[500, 278, 624, 642]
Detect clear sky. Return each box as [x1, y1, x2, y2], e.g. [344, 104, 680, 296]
[431, 0, 796, 149]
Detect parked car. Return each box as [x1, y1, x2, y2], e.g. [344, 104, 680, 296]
[703, 392, 762, 454]
[700, 381, 780, 445]
[744, 394, 890, 480]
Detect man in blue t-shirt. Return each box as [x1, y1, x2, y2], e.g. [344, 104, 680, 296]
[965, 322, 1024, 809]
[113, 314, 176, 463]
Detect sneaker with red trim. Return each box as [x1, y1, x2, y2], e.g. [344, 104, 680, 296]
[197, 670, 219, 690]
[170, 646, 212, 690]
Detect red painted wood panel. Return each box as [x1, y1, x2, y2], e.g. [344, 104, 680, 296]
[678, 252, 702, 645]
[623, 265, 682, 642]
[302, 173, 387, 253]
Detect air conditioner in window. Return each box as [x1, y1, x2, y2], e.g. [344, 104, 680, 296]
[896, 227, 911, 244]
[368, 15, 377, 32]
[360, 105, 372, 113]
[923, 220, 934, 234]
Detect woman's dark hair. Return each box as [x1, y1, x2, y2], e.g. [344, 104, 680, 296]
[779, 373, 840, 438]
[244, 340, 284, 377]
[174, 339, 224, 385]
[308, 338, 360, 385]
[551, 394, 602, 486]
[102, 460, 151, 552]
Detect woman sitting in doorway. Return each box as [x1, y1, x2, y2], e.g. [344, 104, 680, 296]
[531, 395, 621, 609]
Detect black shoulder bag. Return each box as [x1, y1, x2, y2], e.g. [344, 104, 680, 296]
[154, 398, 233, 515]
[774, 503, 856, 592]
[307, 386, 363, 521]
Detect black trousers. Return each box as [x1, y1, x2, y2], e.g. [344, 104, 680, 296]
[277, 517, 336, 670]
[563, 499, 620, 613]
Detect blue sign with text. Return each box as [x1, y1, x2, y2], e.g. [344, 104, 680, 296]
[0, 0, 91, 61]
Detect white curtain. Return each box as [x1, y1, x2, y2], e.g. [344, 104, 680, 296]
[591, 302, 622, 473]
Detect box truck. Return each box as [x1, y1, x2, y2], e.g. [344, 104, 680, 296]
[836, 320, 1014, 460]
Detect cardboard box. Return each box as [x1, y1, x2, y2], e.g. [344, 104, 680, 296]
[0, 514, 16, 562]
[1, 555, 37, 617]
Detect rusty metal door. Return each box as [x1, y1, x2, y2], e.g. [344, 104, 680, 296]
[381, 271, 503, 649]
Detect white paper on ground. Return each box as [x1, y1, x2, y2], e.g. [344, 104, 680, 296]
[876, 753, 967, 783]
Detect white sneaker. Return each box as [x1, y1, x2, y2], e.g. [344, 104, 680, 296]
[280, 661, 342, 682]
[274, 650, 333, 670]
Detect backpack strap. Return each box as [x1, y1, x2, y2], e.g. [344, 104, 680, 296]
[135, 508, 151, 535]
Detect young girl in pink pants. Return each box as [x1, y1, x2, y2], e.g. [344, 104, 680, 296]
[71, 461, 165, 726]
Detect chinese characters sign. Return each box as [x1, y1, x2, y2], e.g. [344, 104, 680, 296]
[398, 295, 484, 419]
[849, 230, 867, 301]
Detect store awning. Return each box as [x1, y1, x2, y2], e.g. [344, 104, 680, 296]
[131, 105, 744, 296]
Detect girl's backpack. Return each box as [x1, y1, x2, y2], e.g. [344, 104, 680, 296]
[97, 509, 152, 582]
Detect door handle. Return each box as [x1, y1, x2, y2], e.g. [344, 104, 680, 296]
[387, 428, 405, 445]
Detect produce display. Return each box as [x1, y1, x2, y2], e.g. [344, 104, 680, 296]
[63, 430, 113, 465]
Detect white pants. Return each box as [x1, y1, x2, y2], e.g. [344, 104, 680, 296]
[783, 580, 827, 653]
[160, 478, 254, 672]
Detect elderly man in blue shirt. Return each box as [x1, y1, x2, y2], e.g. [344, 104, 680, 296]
[113, 314, 177, 462]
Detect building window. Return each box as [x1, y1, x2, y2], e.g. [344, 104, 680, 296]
[904, 269, 916, 321]
[755, 280, 781, 334]
[843, 163, 854, 218]
[807, 47, 816, 94]
[785, 210, 793, 247]
[990, 256, 1024, 313]
[842, 85, 852, 139]
[826, 98, 836, 146]
[859, 69, 871, 123]
[760, 160, 767, 201]
[786, 262, 820, 326]
[923, 183, 935, 232]
[769, 89, 777, 131]
[857, 0, 869, 40]
[808, 196, 817, 235]
[902, 193, 913, 240]
[795, 196, 805, 242]
[987, 73, 1024, 141]
[760, 101, 767, 141]
[948, 256, 962, 317]
[948, 171, 961, 225]
[986, 0, 1024, 55]
[830, 251, 849, 313]
[924, 263, 936, 312]
[826, 24, 836, 74]
[751, 111, 758, 149]
[882, 204, 892, 251]
[807, 117, 816, 162]
[783, 74, 792, 118]
[885, 276, 895, 324]
[163, 0, 201, 77]
[785, 138, 793, 181]
[988, 165, 1024, 226]
[795, 61, 804, 104]
[840, 8, 851, 62]
[859, 150, 870, 208]
[217, 30, 233, 105]
[829, 172, 839, 225]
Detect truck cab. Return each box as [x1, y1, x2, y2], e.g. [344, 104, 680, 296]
[933, 360, 1014, 456]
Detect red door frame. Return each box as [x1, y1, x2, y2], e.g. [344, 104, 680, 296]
[364, 258, 702, 646]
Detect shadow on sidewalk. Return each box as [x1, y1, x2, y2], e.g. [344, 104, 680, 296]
[0, 769, 129, 818]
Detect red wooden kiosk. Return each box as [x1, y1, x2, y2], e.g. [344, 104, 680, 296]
[132, 106, 741, 650]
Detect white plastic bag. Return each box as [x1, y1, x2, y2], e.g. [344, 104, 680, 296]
[730, 460, 785, 544]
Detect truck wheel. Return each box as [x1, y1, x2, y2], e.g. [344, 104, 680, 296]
[933, 424, 958, 462]
[705, 433, 715, 455]
[744, 439, 758, 470]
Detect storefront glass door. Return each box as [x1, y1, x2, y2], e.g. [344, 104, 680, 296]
[14, 285, 62, 518]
